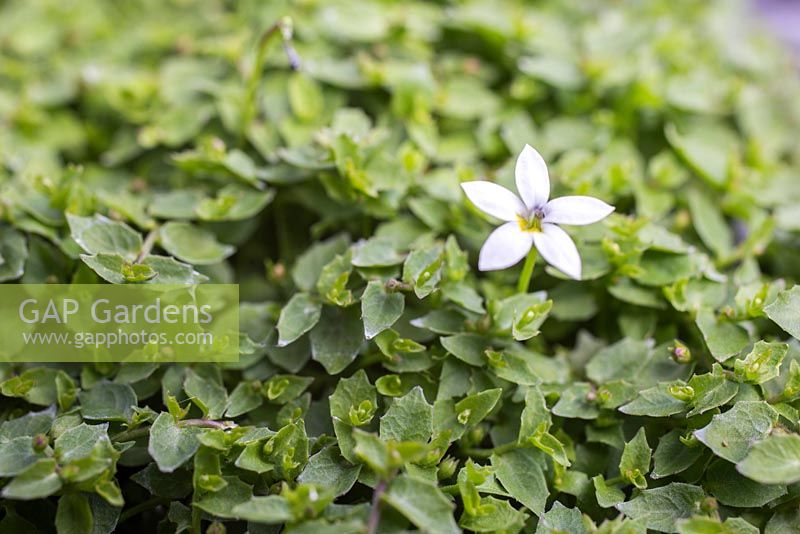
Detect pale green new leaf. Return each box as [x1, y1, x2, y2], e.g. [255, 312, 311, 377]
[736, 434, 800, 485]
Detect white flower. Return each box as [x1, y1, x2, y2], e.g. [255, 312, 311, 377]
[461, 144, 614, 280]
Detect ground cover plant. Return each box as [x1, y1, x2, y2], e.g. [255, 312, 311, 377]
[1, 0, 800, 532]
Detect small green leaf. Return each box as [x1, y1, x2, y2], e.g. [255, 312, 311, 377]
[277, 293, 322, 347]
[231, 495, 292, 524]
[403, 242, 443, 298]
[361, 280, 404, 339]
[148, 413, 201, 473]
[736, 434, 800, 485]
[310, 305, 363, 373]
[0, 227, 27, 282]
[616, 483, 706, 533]
[489, 349, 563, 386]
[694, 401, 777, 463]
[733, 341, 788, 385]
[677, 516, 759, 534]
[67, 214, 142, 261]
[441, 334, 489, 367]
[131, 463, 192, 499]
[765, 286, 800, 341]
[454, 388, 501, 428]
[765, 508, 800, 534]
[54, 423, 109, 464]
[652, 430, 705, 479]
[665, 120, 737, 187]
[56, 494, 94, 534]
[0, 407, 55, 440]
[705, 460, 786, 507]
[80, 253, 206, 284]
[492, 448, 548, 517]
[380, 387, 433, 443]
[593, 475, 625, 508]
[620, 428, 652, 489]
[184, 369, 227, 419]
[492, 293, 548, 333]
[352, 429, 426, 475]
[351, 237, 403, 267]
[687, 188, 733, 258]
[1, 369, 76, 407]
[536, 502, 587, 534]
[329, 369, 377, 426]
[292, 234, 350, 291]
[695, 310, 749, 362]
[316, 251, 355, 306]
[441, 282, 485, 314]
[512, 300, 552, 341]
[193, 476, 252, 519]
[2, 458, 62, 500]
[686, 366, 739, 416]
[195, 185, 274, 221]
[553, 383, 600, 420]
[234, 442, 273, 474]
[225, 382, 263, 418]
[0, 437, 43, 477]
[383, 474, 459, 534]
[586, 338, 654, 384]
[263, 422, 308, 480]
[459, 496, 528, 533]
[519, 386, 551, 441]
[159, 222, 234, 265]
[297, 446, 361, 497]
[262, 374, 313, 404]
[79, 382, 137, 422]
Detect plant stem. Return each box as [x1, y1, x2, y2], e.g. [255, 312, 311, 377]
[463, 441, 518, 459]
[118, 497, 171, 523]
[241, 17, 299, 141]
[516, 248, 538, 294]
[111, 426, 150, 443]
[385, 278, 414, 292]
[180, 418, 237, 430]
[135, 228, 159, 264]
[275, 200, 293, 261]
[440, 484, 459, 495]
[366, 479, 388, 534]
[110, 419, 236, 443]
[191, 505, 202, 534]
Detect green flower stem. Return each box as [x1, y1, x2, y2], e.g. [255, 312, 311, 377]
[516, 248, 538, 294]
[191, 505, 202, 534]
[241, 17, 298, 141]
[463, 441, 518, 459]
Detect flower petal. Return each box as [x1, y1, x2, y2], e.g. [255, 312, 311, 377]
[543, 196, 615, 226]
[461, 181, 526, 222]
[532, 223, 582, 280]
[478, 222, 533, 271]
[515, 144, 550, 210]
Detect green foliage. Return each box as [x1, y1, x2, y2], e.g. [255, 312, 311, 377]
[0, 0, 800, 532]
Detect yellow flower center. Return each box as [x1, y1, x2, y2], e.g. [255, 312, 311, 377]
[517, 210, 545, 233]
